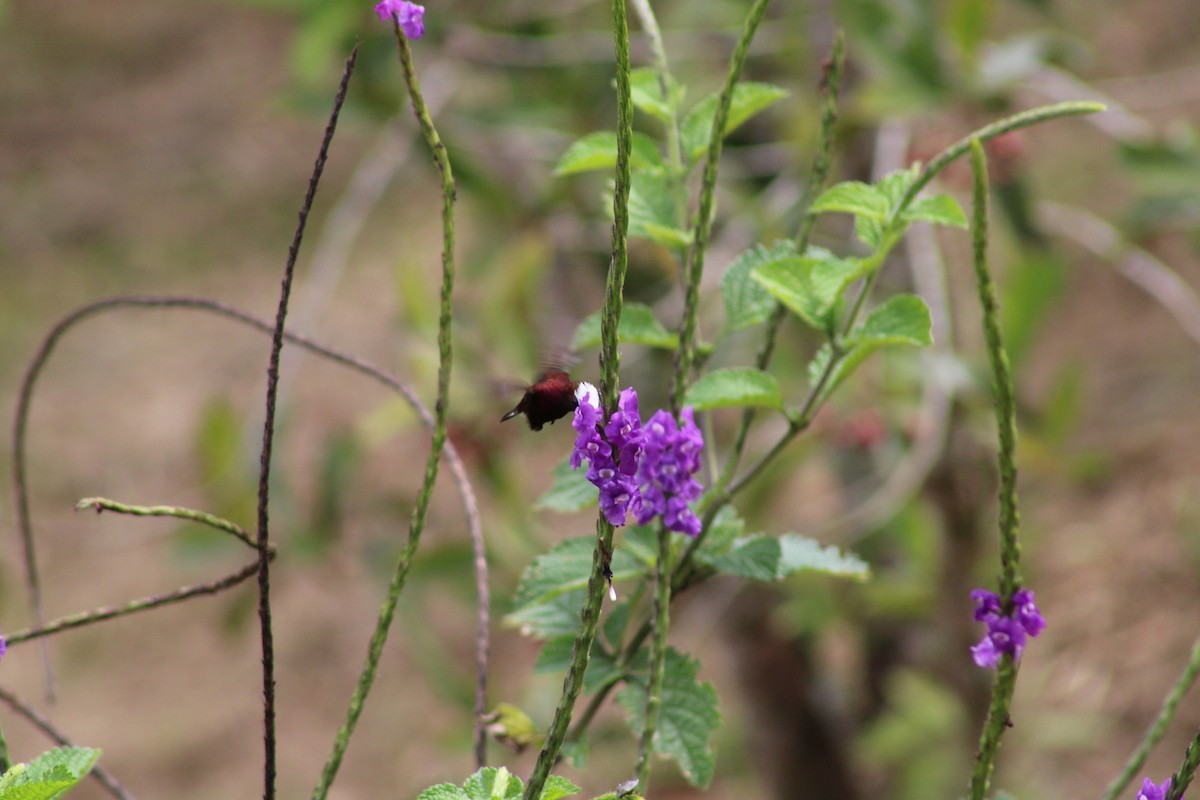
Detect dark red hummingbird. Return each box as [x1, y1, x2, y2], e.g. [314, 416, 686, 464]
[500, 368, 579, 431]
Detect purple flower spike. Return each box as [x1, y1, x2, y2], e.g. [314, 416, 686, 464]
[605, 388, 644, 475]
[0, 633, 6, 663]
[374, 0, 425, 39]
[969, 586, 1045, 669]
[634, 407, 704, 536]
[1136, 777, 1172, 800]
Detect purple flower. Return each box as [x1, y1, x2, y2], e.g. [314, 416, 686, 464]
[971, 615, 1026, 668]
[634, 408, 704, 536]
[374, 0, 425, 39]
[0, 633, 6, 663]
[1136, 777, 1172, 800]
[970, 587, 1045, 669]
[1013, 588, 1046, 637]
[971, 589, 1002, 621]
[605, 388, 643, 475]
[569, 383, 705, 533]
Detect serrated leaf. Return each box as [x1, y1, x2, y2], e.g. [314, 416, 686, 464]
[464, 767, 523, 800]
[683, 368, 782, 411]
[627, 172, 691, 248]
[538, 775, 582, 800]
[618, 648, 721, 788]
[511, 536, 650, 610]
[535, 635, 622, 693]
[629, 68, 684, 122]
[534, 460, 598, 514]
[697, 534, 781, 581]
[0, 747, 102, 800]
[805, 294, 933, 399]
[810, 181, 889, 220]
[751, 252, 867, 331]
[902, 194, 968, 228]
[554, 131, 665, 176]
[856, 293, 933, 346]
[505, 589, 584, 639]
[571, 303, 676, 351]
[680, 83, 789, 161]
[777, 534, 870, 579]
[417, 784, 472, 800]
[696, 506, 746, 556]
[719, 240, 798, 333]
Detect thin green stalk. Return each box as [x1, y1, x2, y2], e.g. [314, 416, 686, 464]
[0, 715, 9, 774]
[670, 0, 772, 411]
[1102, 633, 1200, 800]
[720, 29, 845, 484]
[966, 138, 1022, 800]
[635, 526, 672, 787]
[521, 0, 633, 796]
[312, 29, 455, 800]
[1168, 730, 1200, 800]
[75, 497, 256, 548]
[4, 559, 264, 645]
[628, 0, 686, 233]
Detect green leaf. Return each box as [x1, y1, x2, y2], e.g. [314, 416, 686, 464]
[875, 167, 919, 209]
[697, 534, 781, 581]
[571, 303, 676, 351]
[683, 367, 782, 411]
[777, 534, 870, 579]
[417, 784, 472, 800]
[680, 82, 789, 161]
[856, 293, 934, 346]
[902, 194, 968, 228]
[627, 172, 691, 248]
[554, 131, 665, 176]
[511, 537, 650, 610]
[751, 251, 867, 331]
[695, 506, 746, 556]
[505, 589, 584, 639]
[464, 767, 523, 800]
[538, 775, 582, 800]
[536, 635, 622, 694]
[629, 67, 685, 122]
[617, 648, 721, 788]
[534, 460, 597, 514]
[719, 240, 798, 333]
[806, 294, 933, 399]
[0, 747, 101, 800]
[809, 181, 889, 220]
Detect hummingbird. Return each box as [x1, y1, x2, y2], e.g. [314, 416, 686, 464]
[499, 368, 579, 431]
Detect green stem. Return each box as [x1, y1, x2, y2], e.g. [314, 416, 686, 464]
[670, 0, 772, 411]
[628, 0, 686, 234]
[966, 138, 1022, 800]
[1168, 730, 1200, 800]
[312, 28, 455, 800]
[522, 0, 633, 796]
[1102, 633, 1200, 800]
[720, 30, 845, 484]
[75, 497, 255, 548]
[635, 526, 672, 787]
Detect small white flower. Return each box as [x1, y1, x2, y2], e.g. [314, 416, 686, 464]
[575, 381, 599, 409]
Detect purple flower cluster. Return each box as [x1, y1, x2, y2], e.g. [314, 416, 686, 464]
[0, 633, 5, 663]
[374, 0, 426, 39]
[1136, 777, 1173, 800]
[572, 383, 704, 535]
[970, 588, 1045, 669]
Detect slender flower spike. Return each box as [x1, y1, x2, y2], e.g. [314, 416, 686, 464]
[635, 408, 704, 536]
[1135, 777, 1172, 800]
[970, 588, 1045, 669]
[374, 0, 426, 39]
[571, 383, 639, 526]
